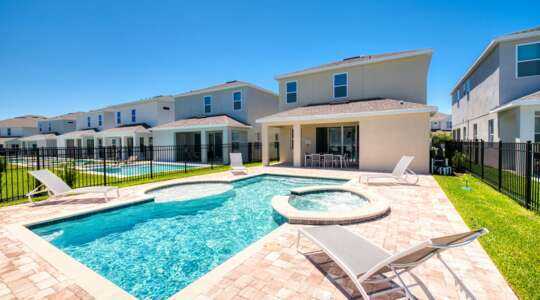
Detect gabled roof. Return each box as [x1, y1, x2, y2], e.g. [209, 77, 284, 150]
[430, 112, 451, 121]
[96, 124, 151, 136]
[275, 49, 433, 80]
[490, 89, 540, 113]
[152, 115, 251, 131]
[101, 95, 174, 111]
[45, 112, 83, 121]
[451, 26, 540, 94]
[19, 134, 57, 141]
[58, 129, 97, 139]
[0, 115, 46, 128]
[256, 98, 436, 124]
[174, 80, 277, 98]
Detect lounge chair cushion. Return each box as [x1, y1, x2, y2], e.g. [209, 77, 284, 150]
[301, 225, 391, 275]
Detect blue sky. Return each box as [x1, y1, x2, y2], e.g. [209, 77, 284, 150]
[0, 0, 539, 120]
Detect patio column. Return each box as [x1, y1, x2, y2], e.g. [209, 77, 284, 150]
[222, 127, 230, 165]
[293, 123, 301, 167]
[262, 124, 269, 166]
[93, 137, 99, 159]
[201, 129, 207, 163]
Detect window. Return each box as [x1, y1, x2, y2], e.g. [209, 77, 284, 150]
[48, 122, 51, 132]
[203, 96, 212, 113]
[333, 73, 348, 98]
[232, 91, 242, 110]
[473, 124, 478, 140]
[463, 79, 471, 94]
[131, 109, 136, 123]
[517, 42, 540, 78]
[535, 112, 540, 142]
[285, 81, 297, 103]
[457, 89, 461, 100]
[98, 114, 103, 126]
[87, 116, 91, 128]
[456, 128, 461, 141]
[256, 132, 260, 142]
[39, 124, 42, 132]
[488, 119, 494, 143]
[162, 106, 170, 110]
[463, 127, 467, 140]
[7, 128, 11, 136]
[447, 120, 452, 128]
[116, 112, 121, 124]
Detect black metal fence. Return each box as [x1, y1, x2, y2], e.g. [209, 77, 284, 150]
[433, 140, 540, 212]
[0, 142, 279, 203]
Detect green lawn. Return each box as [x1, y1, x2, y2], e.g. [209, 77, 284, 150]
[434, 175, 540, 300]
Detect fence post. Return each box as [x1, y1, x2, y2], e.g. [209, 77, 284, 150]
[469, 141, 472, 171]
[480, 140, 484, 180]
[150, 146, 154, 179]
[498, 140, 502, 191]
[102, 147, 107, 186]
[525, 141, 532, 209]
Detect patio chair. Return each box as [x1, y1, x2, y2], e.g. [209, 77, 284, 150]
[323, 154, 333, 168]
[311, 154, 321, 168]
[26, 170, 119, 205]
[297, 225, 488, 300]
[229, 153, 247, 175]
[361, 156, 418, 185]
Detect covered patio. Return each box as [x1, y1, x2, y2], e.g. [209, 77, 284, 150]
[258, 99, 436, 173]
[95, 125, 152, 160]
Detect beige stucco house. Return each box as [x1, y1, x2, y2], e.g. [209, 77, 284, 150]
[0, 115, 46, 149]
[257, 49, 437, 173]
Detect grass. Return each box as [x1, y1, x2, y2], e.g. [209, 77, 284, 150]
[0, 161, 267, 207]
[434, 174, 540, 300]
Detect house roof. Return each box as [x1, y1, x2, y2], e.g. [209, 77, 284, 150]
[58, 129, 97, 139]
[96, 125, 151, 136]
[0, 137, 18, 144]
[46, 112, 84, 121]
[19, 134, 57, 142]
[451, 26, 540, 94]
[174, 80, 277, 98]
[256, 98, 437, 124]
[430, 112, 451, 122]
[152, 115, 251, 131]
[101, 95, 174, 111]
[275, 49, 433, 80]
[490, 89, 540, 113]
[0, 115, 46, 128]
[518, 89, 540, 100]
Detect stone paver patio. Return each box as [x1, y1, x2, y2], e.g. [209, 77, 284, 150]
[0, 167, 516, 299]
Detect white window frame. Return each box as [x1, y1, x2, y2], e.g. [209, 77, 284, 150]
[232, 90, 243, 111]
[116, 112, 122, 124]
[285, 80, 297, 104]
[98, 114, 103, 127]
[131, 109, 136, 123]
[333, 72, 348, 99]
[203, 95, 212, 114]
[516, 41, 540, 79]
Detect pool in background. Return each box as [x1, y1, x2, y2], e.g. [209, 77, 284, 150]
[87, 162, 200, 177]
[30, 175, 345, 299]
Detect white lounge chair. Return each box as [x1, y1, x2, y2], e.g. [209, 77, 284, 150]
[362, 156, 418, 185]
[27, 169, 119, 205]
[229, 153, 247, 175]
[297, 225, 488, 300]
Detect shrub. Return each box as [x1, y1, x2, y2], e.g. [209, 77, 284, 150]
[60, 161, 77, 188]
[431, 131, 453, 147]
[452, 151, 466, 172]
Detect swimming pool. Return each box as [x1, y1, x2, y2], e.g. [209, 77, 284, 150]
[87, 162, 199, 177]
[30, 175, 345, 299]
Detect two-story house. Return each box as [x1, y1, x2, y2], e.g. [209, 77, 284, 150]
[0, 115, 46, 149]
[152, 80, 279, 164]
[257, 49, 437, 173]
[451, 26, 540, 142]
[430, 112, 452, 132]
[17, 112, 82, 148]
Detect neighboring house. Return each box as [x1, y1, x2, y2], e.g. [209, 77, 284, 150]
[57, 96, 174, 157]
[257, 49, 437, 173]
[152, 80, 279, 164]
[431, 112, 452, 131]
[451, 26, 540, 142]
[16, 112, 83, 148]
[0, 115, 46, 149]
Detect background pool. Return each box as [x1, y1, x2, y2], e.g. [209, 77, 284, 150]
[31, 175, 344, 299]
[88, 162, 199, 176]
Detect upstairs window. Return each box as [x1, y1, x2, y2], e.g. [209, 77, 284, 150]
[333, 73, 348, 98]
[116, 112, 121, 124]
[131, 109, 136, 123]
[203, 96, 212, 113]
[39, 124, 42, 132]
[87, 116, 91, 128]
[463, 79, 471, 94]
[48, 122, 51, 132]
[98, 114, 103, 126]
[232, 91, 242, 110]
[7, 128, 11, 136]
[285, 81, 297, 103]
[517, 42, 540, 78]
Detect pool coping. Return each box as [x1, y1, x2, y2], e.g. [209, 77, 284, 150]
[8, 171, 354, 299]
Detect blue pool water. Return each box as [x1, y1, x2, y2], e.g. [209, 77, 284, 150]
[89, 163, 198, 176]
[31, 175, 344, 299]
[290, 191, 368, 212]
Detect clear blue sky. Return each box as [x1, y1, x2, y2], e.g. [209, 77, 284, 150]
[1, 0, 539, 120]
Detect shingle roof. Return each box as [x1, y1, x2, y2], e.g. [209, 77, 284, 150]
[174, 80, 277, 98]
[0, 115, 46, 128]
[19, 134, 57, 141]
[257, 99, 436, 123]
[153, 115, 251, 130]
[431, 112, 451, 121]
[46, 112, 83, 121]
[275, 49, 432, 79]
[507, 26, 540, 36]
[58, 129, 97, 138]
[518, 89, 540, 101]
[96, 125, 151, 136]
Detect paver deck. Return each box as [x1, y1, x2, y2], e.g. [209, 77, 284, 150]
[0, 166, 516, 299]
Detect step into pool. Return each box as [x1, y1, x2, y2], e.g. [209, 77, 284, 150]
[30, 175, 345, 299]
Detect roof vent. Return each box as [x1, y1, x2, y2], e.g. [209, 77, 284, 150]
[343, 56, 361, 61]
[226, 80, 238, 84]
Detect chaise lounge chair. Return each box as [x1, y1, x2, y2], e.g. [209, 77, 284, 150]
[27, 169, 119, 205]
[229, 153, 247, 175]
[297, 225, 488, 300]
[361, 156, 418, 185]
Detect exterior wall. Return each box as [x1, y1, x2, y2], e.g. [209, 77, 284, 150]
[431, 115, 452, 131]
[358, 113, 430, 173]
[38, 119, 76, 135]
[278, 126, 293, 164]
[0, 127, 38, 137]
[110, 102, 174, 128]
[452, 46, 500, 139]
[277, 55, 430, 111]
[499, 108, 519, 142]
[245, 88, 279, 142]
[77, 111, 115, 131]
[499, 37, 540, 104]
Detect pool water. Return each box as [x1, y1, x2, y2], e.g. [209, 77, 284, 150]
[31, 175, 344, 299]
[89, 163, 198, 176]
[290, 191, 368, 212]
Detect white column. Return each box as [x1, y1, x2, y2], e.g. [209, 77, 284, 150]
[262, 125, 269, 166]
[222, 128, 230, 165]
[201, 130, 207, 163]
[122, 136, 128, 160]
[93, 137, 99, 159]
[293, 123, 301, 167]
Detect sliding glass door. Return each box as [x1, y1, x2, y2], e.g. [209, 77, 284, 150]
[315, 126, 357, 161]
